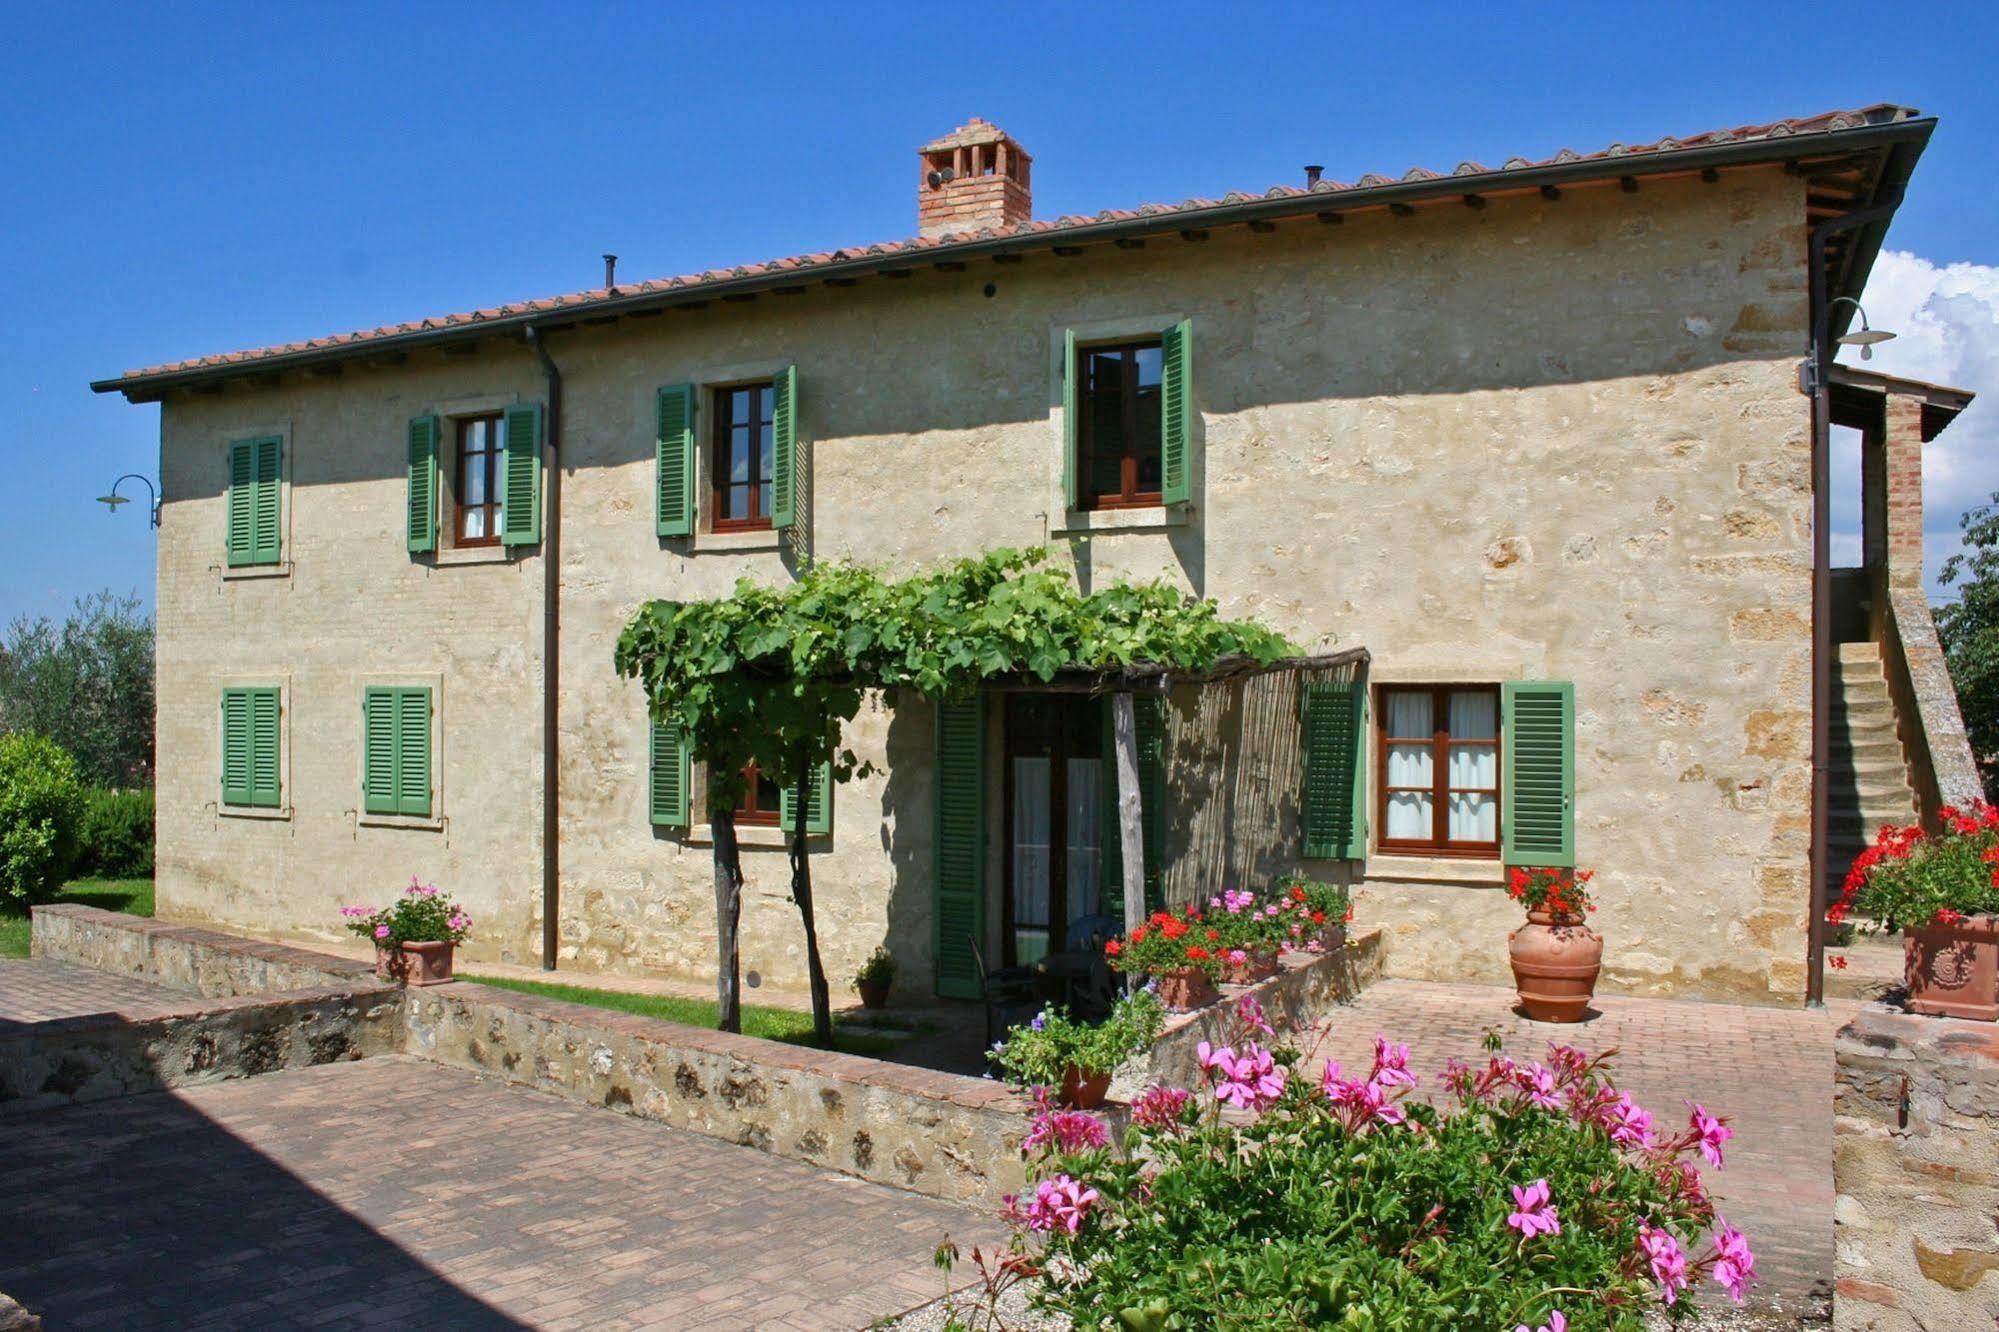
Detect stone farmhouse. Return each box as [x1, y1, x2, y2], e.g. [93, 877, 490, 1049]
[95, 106, 1979, 1007]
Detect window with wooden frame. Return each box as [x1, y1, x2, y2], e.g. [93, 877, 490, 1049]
[1076, 339, 1164, 508]
[733, 760, 783, 826]
[712, 382, 775, 530]
[453, 414, 504, 547]
[1377, 685, 1501, 857]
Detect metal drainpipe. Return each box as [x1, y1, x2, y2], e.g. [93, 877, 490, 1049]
[1805, 197, 1902, 1006]
[526, 324, 562, 971]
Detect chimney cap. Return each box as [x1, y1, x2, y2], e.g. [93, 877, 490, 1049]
[920, 117, 1030, 159]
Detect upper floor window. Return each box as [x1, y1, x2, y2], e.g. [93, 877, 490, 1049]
[713, 382, 775, 531]
[1379, 686, 1500, 858]
[1078, 339, 1163, 509]
[455, 415, 503, 547]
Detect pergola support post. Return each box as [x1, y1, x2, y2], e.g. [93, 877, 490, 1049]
[1112, 691, 1147, 951]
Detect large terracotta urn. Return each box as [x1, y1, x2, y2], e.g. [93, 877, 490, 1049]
[1904, 915, 1999, 1021]
[1508, 909, 1603, 1023]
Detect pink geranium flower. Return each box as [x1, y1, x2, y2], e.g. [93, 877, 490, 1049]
[1370, 1035, 1416, 1089]
[1604, 1092, 1656, 1150]
[1213, 1042, 1287, 1112]
[1236, 993, 1273, 1036]
[1506, 1178, 1561, 1239]
[1517, 1062, 1560, 1111]
[1512, 1313, 1566, 1332]
[1688, 1103, 1732, 1168]
[1024, 1174, 1098, 1233]
[373, 924, 390, 940]
[1132, 1085, 1191, 1129]
[1024, 1108, 1109, 1155]
[1712, 1220, 1756, 1303]
[1637, 1223, 1689, 1305]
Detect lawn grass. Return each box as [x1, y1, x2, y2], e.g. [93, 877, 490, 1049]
[0, 876, 156, 959]
[463, 974, 922, 1056]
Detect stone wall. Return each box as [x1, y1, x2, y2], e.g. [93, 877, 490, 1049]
[150, 166, 1815, 1004]
[401, 981, 1031, 1205]
[1833, 1006, 1999, 1328]
[31, 903, 384, 999]
[0, 987, 402, 1114]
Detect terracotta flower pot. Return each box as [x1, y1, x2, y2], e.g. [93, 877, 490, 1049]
[1319, 924, 1347, 953]
[1058, 1065, 1111, 1110]
[856, 977, 891, 1010]
[373, 944, 409, 982]
[400, 940, 456, 987]
[1220, 951, 1280, 985]
[1508, 909, 1602, 1023]
[1904, 914, 1999, 1021]
[1154, 968, 1221, 1013]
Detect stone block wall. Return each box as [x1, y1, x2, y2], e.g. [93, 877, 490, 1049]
[31, 903, 384, 999]
[1833, 1005, 1999, 1328]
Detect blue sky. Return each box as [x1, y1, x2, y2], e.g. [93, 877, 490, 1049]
[6, 1, 1997, 621]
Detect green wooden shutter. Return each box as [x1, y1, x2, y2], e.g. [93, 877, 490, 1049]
[250, 436, 283, 565]
[249, 687, 282, 808]
[407, 416, 440, 554]
[655, 385, 697, 537]
[1160, 318, 1193, 507]
[1502, 681, 1575, 867]
[771, 365, 798, 530]
[933, 696, 986, 999]
[1097, 697, 1166, 915]
[226, 440, 256, 565]
[1302, 677, 1367, 859]
[648, 722, 690, 828]
[362, 688, 399, 815]
[499, 403, 542, 546]
[220, 688, 252, 806]
[1061, 329, 1079, 510]
[395, 688, 433, 817]
[779, 760, 833, 836]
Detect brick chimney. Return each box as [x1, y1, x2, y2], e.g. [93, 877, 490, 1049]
[918, 118, 1032, 238]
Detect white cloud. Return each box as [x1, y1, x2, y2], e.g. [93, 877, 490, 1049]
[1847, 251, 1999, 592]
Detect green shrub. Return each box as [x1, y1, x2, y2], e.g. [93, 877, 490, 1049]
[973, 1006, 1755, 1330]
[0, 733, 86, 911]
[75, 786, 154, 878]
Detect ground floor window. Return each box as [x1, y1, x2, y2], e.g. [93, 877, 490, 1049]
[1378, 685, 1499, 857]
[733, 760, 782, 826]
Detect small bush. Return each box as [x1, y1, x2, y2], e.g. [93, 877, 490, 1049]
[75, 786, 154, 879]
[0, 733, 86, 911]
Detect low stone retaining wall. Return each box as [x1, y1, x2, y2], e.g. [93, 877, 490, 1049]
[1833, 1005, 1999, 1329]
[31, 904, 380, 999]
[1116, 928, 1383, 1096]
[402, 982, 1032, 1204]
[0, 986, 403, 1114]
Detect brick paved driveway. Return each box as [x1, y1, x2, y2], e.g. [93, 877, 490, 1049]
[0, 1056, 999, 1330]
[1305, 979, 1849, 1317]
[0, 957, 195, 1024]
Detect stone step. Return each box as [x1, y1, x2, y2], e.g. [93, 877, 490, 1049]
[1832, 738, 1904, 762]
[1838, 641, 1882, 662]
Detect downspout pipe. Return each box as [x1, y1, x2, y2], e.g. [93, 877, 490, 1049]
[526, 323, 562, 971]
[1805, 197, 1903, 1006]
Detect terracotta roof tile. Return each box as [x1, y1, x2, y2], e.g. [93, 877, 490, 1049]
[102, 105, 1919, 386]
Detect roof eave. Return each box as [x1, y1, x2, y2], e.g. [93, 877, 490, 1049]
[94, 114, 1936, 401]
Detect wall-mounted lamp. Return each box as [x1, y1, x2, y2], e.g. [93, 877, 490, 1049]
[96, 473, 160, 528]
[1830, 296, 1897, 361]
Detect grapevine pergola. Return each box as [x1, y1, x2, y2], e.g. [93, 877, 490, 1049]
[615, 547, 1358, 1043]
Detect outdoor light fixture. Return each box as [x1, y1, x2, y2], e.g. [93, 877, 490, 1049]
[1830, 296, 1897, 361]
[96, 473, 160, 528]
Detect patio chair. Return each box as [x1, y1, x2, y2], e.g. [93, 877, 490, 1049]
[969, 933, 1042, 1054]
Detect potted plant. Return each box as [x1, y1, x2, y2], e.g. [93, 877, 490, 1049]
[1106, 908, 1225, 1011]
[989, 990, 1165, 1108]
[1279, 872, 1352, 952]
[854, 945, 895, 1009]
[340, 877, 472, 986]
[1204, 888, 1289, 983]
[1836, 803, 1999, 1021]
[1506, 866, 1601, 1022]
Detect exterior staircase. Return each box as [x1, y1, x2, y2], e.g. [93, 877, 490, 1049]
[1827, 641, 1918, 909]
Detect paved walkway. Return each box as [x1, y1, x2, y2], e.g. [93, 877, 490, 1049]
[0, 957, 193, 1024]
[0, 1057, 999, 1331]
[1305, 980, 1852, 1317]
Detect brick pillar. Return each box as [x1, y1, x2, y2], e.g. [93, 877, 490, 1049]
[1884, 393, 1925, 590]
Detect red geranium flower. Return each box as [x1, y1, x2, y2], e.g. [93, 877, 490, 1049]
[1104, 938, 1121, 956]
[1185, 946, 1210, 962]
